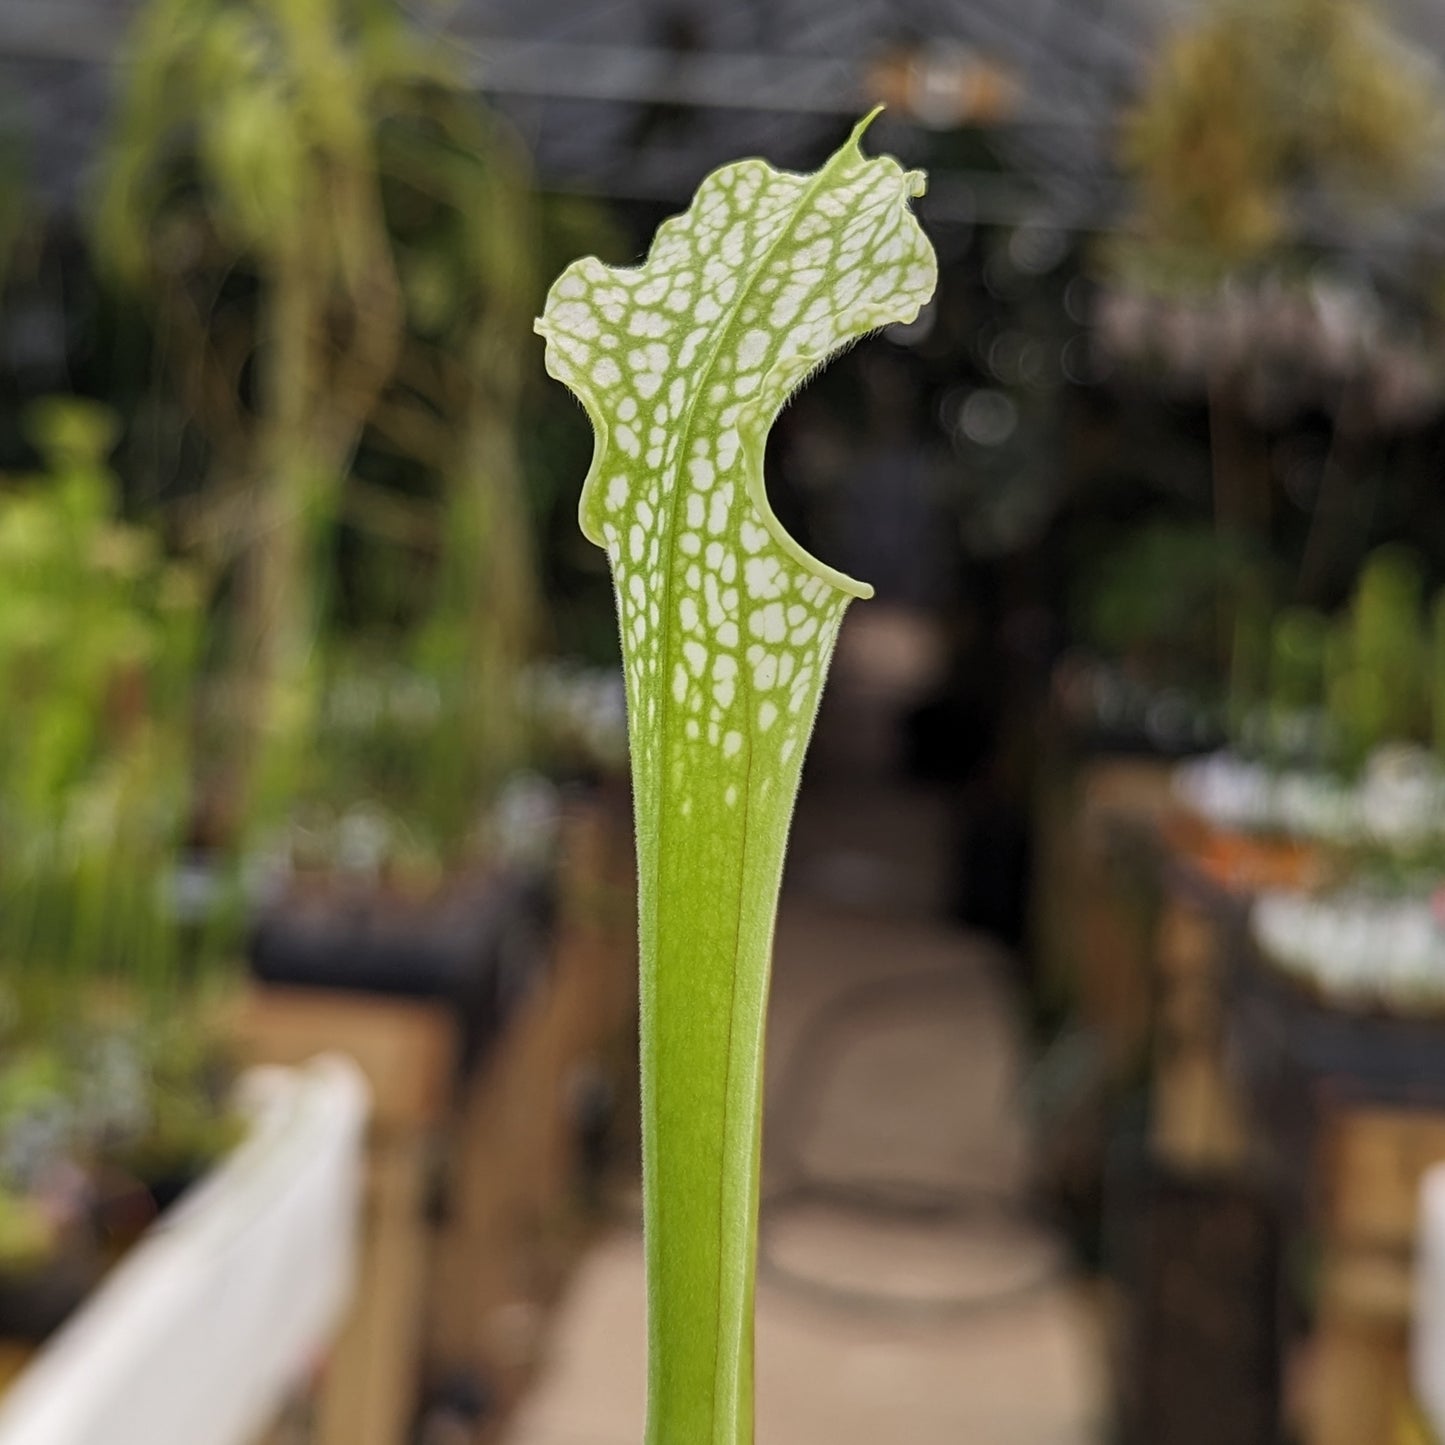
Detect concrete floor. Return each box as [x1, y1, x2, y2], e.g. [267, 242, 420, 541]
[503, 614, 1109, 1445]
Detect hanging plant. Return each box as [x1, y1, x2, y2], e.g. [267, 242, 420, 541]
[1117, 0, 1439, 288]
[97, 0, 544, 862]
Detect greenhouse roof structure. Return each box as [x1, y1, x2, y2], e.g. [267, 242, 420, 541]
[3, 0, 1445, 240]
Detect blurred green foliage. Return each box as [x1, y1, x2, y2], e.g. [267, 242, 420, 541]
[1223, 544, 1445, 770]
[1326, 544, 1430, 767]
[1076, 520, 1262, 682]
[1270, 606, 1331, 717]
[1117, 0, 1441, 286]
[95, 0, 556, 867]
[0, 398, 205, 994]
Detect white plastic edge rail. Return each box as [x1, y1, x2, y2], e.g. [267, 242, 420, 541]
[0, 1054, 371, 1445]
[1413, 1164, 1445, 1437]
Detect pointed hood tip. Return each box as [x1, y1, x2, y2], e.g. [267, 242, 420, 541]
[850, 105, 887, 147]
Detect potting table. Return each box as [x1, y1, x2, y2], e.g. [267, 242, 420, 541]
[239, 786, 639, 1443]
[1039, 750, 1445, 1445]
[1139, 815, 1445, 1445]
[231, 986, 457, 1445]
[425, 787, 639, 1406]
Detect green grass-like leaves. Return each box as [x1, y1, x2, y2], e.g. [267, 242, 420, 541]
[537, 113, 936, 1444]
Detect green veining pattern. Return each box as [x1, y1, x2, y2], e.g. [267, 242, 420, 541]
[536, 114, 936, 1444]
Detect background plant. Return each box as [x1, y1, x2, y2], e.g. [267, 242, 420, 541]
[0, 398, 234, 1247]
[1119, 0, 1438, 288]
[97, 0, 542, 863]
[0, 399, 205, 1006]
[1106, 0, 1445, 634]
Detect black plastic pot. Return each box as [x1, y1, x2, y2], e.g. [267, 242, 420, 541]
[249, 866, 554, 1076]
[1225, 932, 1445, 1218]
[0, 1238, 107, 1343]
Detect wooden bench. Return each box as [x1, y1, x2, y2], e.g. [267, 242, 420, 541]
[232, 985, 457, 1445]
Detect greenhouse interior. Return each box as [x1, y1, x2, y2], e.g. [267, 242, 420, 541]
[11, 0, 1445, 1442]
